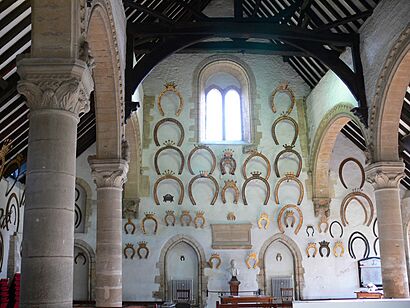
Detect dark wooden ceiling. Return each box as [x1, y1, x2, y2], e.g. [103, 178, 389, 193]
[1, 0, 409, 189]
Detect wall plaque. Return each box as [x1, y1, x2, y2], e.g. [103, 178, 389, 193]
[211, 224, 252, 249]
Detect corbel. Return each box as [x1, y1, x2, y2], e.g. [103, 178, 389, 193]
[153, 170, 184, 205]
[271, 82, 295, 115]
[124, 243, 136, 259]
[137, 241, 149, 259]
[187, 145, 216, 175]
[154, 140, 185, 175]
[278, 204, 303, 235]
[313, 197, 331, 218]
[208, 253, 222, 269]
[306, 242, 317, 258]
[188, 171, 219, 205]
[319, 240, 330, 257]
[124, 218, 136, 234]
[333, 241, 345, 257]
[338, 157, 365, 189]
[329, 221, 343, 238]
[273, 145, 302, 177]
[221, 180, 240, 204]
[141, 212, 158, 235]
[242, 150, 271, 180]
[153, 118, 185, 146]
[220, 149, 236, 175]
[157, 82, 184, 117]
[318, 214, 329, 233]
[245, 252, 259, 269]
[274, 172, 304, 205]
[258, 213, 270, 230]
[306, 225, 314, 237]
[180, 210, 192, 226]
[194, 211, 206, 229]
[242, 171, 270, 205]
[74, 252, 87, 265]
[271, 114, 299, 146]
[164, 210, 176, 226]
[348, 231, 370, 259]
[340, 191, 374, 227]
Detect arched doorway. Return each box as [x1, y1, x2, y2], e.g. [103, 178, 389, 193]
[73, 239, 96, 301]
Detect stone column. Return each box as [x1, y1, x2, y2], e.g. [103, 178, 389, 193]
[17, 58, 93, 307]
[88, 158, 128, 307]
[401, 190, 410, 287]
[366, 161, 410, 298]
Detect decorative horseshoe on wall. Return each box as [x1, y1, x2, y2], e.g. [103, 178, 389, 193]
[242, 151, 271, 180]
[271, 82, 295, 115]
[242, 171, 270, 205]
[373, 218, 378, 237]
[274, 172, 304, 205]
[333, 241, 345, 257]
[141, 213, 158, 235]
[194, 211, 206, 228]
[180, 210, 192, 226]
[154, 141, 185, 175]
[338, 157, 365, 189]
[153, 118, 185, 146]
[157, 82, 184, 117]
[274, 145, 302, 177]
[188, 171, 219, 205]
[221, 180, 240, 204]
[4, 193, 20, 232]
[208, 253, 222, 269]
[340, 191, 374, 227]
[348, 231, 370, 259]
[153, 170, 184, 205]
[258, 213, 270, 230]
[74, 252, 87, 265]
[319, 241, 330, 257]
[137, 241, 149, 259]
[124, 218, 136, 235]
[306, 225, 314, 237]
[277, 204, 303, 235]
[187, 145, 216, 175]
[164, 210, 176, 226]
[373, 238, 379, 256]
[329, 221, 344, 238]
[271, 115, 299, 146]
[245, 252, 259, 269]
[124, 243, 136, 259]
[220, 149, 236, 175]
[306, 242, 317, 258]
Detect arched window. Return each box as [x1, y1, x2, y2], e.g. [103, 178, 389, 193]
[197, 58, 254, 144]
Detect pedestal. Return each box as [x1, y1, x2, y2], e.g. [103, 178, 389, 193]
[229, 277, 241, 296]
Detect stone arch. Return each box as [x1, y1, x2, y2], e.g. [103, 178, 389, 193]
[155, 235, 208, 307]
[257, 233, 305, 300]
[87, 0, 125, 159]
[191, 54, 258, 144]
[75, 177, 93, 233]
[74, 239, 96, 301]
[368, 27, 410, 161]
[309, 103, 365, 216]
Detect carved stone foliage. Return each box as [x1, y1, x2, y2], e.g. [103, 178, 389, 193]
[88, 157, 129, 188]
[313, 197, 331, 218]
[17, 58, 94, 115]
[365, 161, 405, 190]
[157, 82, 184, 117]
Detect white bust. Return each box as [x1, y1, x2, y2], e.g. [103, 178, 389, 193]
[229, 259, 239, 277]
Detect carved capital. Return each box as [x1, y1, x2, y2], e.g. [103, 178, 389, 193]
[17, 58, 94, 116]
[312, 197, 331, 217]
[366, 161, 405, 190]
[122, 198, 140, 219]
[88, 156, 129, 188]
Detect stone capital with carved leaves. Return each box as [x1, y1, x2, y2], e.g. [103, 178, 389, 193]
[88, 156, 129, 188]
[16, 57, 94, 116]
[365, 161, 405, 190]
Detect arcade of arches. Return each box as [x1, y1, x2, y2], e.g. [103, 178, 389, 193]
[0, 0, 410, 307]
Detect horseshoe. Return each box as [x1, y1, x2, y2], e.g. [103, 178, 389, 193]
[242, 172, 270, 205]
[221, 180, 240, 204]
[153, 172, 184, 205]
[277, 204, 303, 235]
[154, 144, 185, 175]
[271, 83, 295, 115]
[187, 145, 216, 175]
[242, 151, 271, 180]
[271, 115, 299, 146]
[319, 241, 330, 257]
[274, 173, 304, 205]
[124, 243, 136, 259]
[208, 254, 222, 269]
[124, 218, 136, 234]
[273, 145, 302, 177]
[338, 157, 365, 189]
[74, 252, 87, 265]
[348, 231, 370, 259]
[329, 221, 343, 238]
[306, 225, 314, 237]
[157, 82, 184, 117]
[153, 118, 185, 146]
[188, 172, 219, 205]
[373, 237, 379, 256]
[340, 191, 374, 227]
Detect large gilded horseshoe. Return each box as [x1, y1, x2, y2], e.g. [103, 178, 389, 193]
[338, 157, 365, 189]
[153, 118, 185, 146]
[187, 145, 216, 175]
[271, 115, 299, 146]
[154, 144, 185, 175]
[274, 173, 304, 205]
[340, 191, 374, 227]
[271, 83, 295, 115]
[241, 172, 270, 205]
[188, 172, 219, 205]
[277, 204, 303, 235]
[242, 151, 271, 180]
[157, 82, 184, 117]
[153, 173, 184, 205]
[273, 145, 302, 177]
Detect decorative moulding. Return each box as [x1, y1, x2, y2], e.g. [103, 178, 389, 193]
[188, 171, 219, 205]
[242, 150, 271, 180]
[153, 170, 184, 205]
[187, 145, 216, 175]
[274, 172, 304, 205]
[157, 82, 184, 117]
[153, 118, 185, 147]
[271, 82, 295, 115]
[242, 171, 270, 205]
[211, 224, 252, 249]
[271, 114, 299, 146]
[274, 145, 302, 177]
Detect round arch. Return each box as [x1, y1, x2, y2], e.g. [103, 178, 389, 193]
[155, 235, 208, 307]
[87, 0, 124, 159]
[309, 103, 365, 216]
[369, 27, 410, 161]
[74, 239, 96, 301]
[257, 233, 305, 300]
